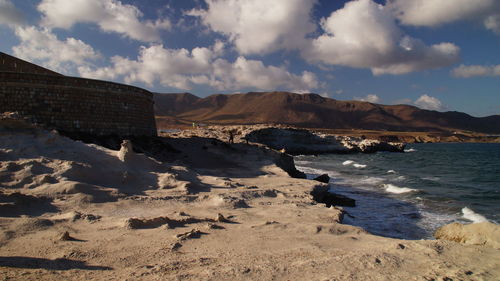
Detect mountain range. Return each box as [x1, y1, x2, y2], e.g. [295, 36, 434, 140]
[154, 91, 500, 134]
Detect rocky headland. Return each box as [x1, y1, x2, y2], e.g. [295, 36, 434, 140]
[161, 124, 406, 155]
[1, 115, 499, 280]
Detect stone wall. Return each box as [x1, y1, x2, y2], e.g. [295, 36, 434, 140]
[0, 72, 157, 136]
[1, 52, 63, 76]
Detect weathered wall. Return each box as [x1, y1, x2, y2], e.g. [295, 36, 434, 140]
[1, 52, 63, 76]
[0, 72, 157, 136]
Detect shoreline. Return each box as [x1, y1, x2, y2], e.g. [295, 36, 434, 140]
[1, 121, 499, 280]
[155, 120, 500, 144]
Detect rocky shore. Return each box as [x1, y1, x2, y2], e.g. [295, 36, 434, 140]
[1, 116, 499, 280]
[162, 124, 406, 155]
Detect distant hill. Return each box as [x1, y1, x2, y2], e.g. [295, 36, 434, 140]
[154, 91, 500, 134]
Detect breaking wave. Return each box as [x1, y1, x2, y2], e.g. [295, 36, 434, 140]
[462, 207, 489, 223]
[382, 184, 417, 194]
[342, 160, 355, 165]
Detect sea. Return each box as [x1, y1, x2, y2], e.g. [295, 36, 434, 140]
[294, 143, 500, 240]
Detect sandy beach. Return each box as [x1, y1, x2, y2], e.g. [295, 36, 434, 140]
[1, 119, 499, 281]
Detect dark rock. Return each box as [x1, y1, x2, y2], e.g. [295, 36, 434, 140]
[269, 149, 306, 178]
[246, 127, 405, 155]
[313, 174, 330, 183]
[311, 185, 356, 207]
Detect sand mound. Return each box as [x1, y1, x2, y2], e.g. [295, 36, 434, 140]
[29, 181, 122, 203]
[434, 222, 500, 248]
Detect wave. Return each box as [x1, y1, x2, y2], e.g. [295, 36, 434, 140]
[461, 207, 489, 223]
[422, 176, 440, 181]
[353, 163, 367, 168]
[295, 165, 340, 179]
[394, 176, 406, 181]
[358, 177, 385, 185]
[382, 184, 417, 194]
[342, 160, 355, 166]
[404, 148, 417, 153]
[387, 170, 396, 174]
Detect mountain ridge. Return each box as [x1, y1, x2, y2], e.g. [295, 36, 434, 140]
[154, 91, 500, 134]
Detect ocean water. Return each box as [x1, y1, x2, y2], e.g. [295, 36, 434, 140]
[295, 143, 500, 240]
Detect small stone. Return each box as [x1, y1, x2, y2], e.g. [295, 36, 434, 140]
[216, 213, 229, 223]
[59, 231, 72, 241]
[313, 174, 330, 183]
[206, 223, 224, 230]
[170, 242, 182, 251]
[175, 229, 202, 241]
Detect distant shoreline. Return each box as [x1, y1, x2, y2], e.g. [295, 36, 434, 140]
[155, 118, 500, 144]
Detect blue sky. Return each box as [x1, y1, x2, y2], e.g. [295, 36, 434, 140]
[0, 0, 499, 117]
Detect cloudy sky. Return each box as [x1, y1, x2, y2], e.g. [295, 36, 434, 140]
[1, 0, 499, 116]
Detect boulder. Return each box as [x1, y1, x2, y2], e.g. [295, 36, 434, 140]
[434, 222, 500, 249]
[118, 140, 134, 162]
[310, 185, 355, 207]
[313, 174, 330, 183]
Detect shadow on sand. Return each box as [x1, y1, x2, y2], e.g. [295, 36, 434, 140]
[0, 256, 112, 270]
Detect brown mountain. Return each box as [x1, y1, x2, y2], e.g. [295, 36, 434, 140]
[154, 91, 500, 134]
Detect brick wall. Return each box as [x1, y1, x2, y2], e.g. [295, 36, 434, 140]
[0, 72, 157, 136]
[0, 52, 63, 76]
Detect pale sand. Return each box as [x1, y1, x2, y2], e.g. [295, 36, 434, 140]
[1, 121, 499, 280]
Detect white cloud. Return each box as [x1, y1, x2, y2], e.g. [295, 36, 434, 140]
[207, 57, 319, 91]
[188, 0, 316, 55]
[303, 0, 459, 75]
[388, 0, 500, 34]
[0, 0, 24, 27]
[414, 94, 443, 111]
[354, 94, 381, 103]
[452, 64, 500, 78]
[79, 44, 213, 89]
[388, 0, 495, 26]
[484, 15, 500, 34]
[79, 45, 319, 92]
[38, 0, 171, 42]
[12, 26, 100, 73]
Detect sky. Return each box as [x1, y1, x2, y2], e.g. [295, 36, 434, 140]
[0, 0, 499, 117]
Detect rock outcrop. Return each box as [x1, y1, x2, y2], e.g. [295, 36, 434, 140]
[245, 128, 405, 155]
[434, 222, 500, 249]
[310, 184, 356, 207]
[313, 174, 330, 184]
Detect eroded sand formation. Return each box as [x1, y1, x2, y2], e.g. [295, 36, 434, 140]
[1, 115, 499, 280]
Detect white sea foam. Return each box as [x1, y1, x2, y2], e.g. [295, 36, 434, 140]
[294, 160, 312, 165]
[295, 166, 340, 180]
[404, 148, 417, 153]
[387, 170, 396, 174]
[382, 184, 417, 194]
[462, 207, 489, 223]
[342, 160, 355, 166]
[353, 163, 367, 168]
